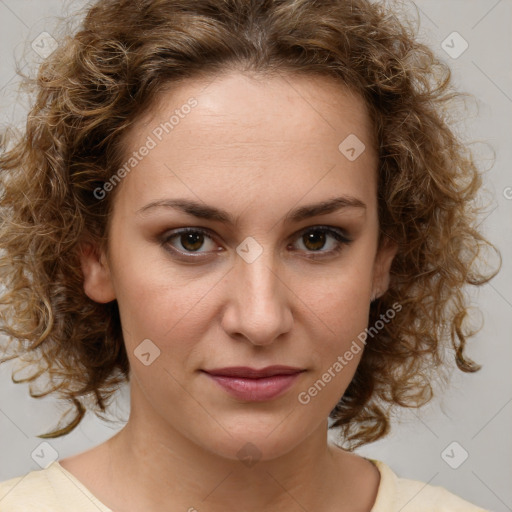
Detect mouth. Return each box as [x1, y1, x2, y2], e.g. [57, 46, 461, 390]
[201, 366, 305, 402]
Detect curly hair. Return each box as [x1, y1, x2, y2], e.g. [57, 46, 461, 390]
[0, 0, 500, 448]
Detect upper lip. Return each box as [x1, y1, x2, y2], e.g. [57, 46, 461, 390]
[202, 366, 304, 378]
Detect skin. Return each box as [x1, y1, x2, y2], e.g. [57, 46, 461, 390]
[61, 70, 397, 512]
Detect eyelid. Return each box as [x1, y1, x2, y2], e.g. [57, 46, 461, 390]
[161, 225, 352, 259]
[289, 225, 352, 260]
[161, 227, 220, 258]
[294, 224, 351, 242]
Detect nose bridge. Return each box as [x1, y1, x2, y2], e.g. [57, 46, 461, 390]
[224, 241, 292, 345]
[240, 249, 279, 308]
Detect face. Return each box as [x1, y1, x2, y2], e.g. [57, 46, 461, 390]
[81, 70, 396, 462]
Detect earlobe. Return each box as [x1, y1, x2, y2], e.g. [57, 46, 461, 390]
[78, 241, 116, 303]
[371, 236, 398, 300]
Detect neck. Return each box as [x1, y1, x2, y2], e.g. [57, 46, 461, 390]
[98, 388, 364, 511]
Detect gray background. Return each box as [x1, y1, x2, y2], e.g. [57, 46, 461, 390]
[0, 1, 511, 511]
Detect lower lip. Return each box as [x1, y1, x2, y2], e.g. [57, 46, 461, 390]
[204, 373, 302, 401]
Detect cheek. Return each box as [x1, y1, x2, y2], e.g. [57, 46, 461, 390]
[295, 256, 374, 393]
[296, 285, 369, 413]
[302, 260, 373, 338]
[107, 240, 214, 349]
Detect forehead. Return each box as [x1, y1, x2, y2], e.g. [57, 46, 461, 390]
[114, 70, 377, 216]
[131, 70, 375, 149]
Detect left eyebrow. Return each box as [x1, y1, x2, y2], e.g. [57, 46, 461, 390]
[136, 195, 367, 224]
[285, 196, 367, 222]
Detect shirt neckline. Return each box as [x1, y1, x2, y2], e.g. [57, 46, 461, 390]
[49, 460, 114, 512]
[365, 458, 397, 511]
[50, 457, 395, 512]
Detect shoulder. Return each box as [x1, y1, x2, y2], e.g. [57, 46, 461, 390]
[370, 459, 490, 512]
[0, 461, 112, 512]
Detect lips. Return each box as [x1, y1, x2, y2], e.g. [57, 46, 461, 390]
[202, 366, 305, 401]
[203, 365, 304, 378]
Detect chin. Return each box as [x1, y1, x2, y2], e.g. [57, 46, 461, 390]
[192, 413, 319, 464]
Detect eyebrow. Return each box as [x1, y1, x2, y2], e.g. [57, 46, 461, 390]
[136, 195, 366, 224]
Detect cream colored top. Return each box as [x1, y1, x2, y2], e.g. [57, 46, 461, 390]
[0, 459, 489, 511]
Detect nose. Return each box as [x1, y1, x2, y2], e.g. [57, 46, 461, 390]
[220, 247, 293, 346]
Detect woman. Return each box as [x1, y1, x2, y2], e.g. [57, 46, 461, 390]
[0, 0, 500, 510]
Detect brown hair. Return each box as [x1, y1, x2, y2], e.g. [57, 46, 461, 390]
[0, 0, 500, 448]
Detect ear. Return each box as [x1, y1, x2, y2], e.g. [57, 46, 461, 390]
[78, 241, 116, 303]
[371, 235, 398, 300]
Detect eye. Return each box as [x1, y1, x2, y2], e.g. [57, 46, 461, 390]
[161, 225, 352, 261]
[289, 226, 352, 259]
[162, 227, 219, 257]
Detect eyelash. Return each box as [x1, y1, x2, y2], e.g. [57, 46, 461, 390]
[161, 226, 352, 261]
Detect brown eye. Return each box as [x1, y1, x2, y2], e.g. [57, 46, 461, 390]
[163, 228, 218, 255]
[180, 231, 205, 252]
[291, 226, 352, 259]
[302, 230, 327, 251]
